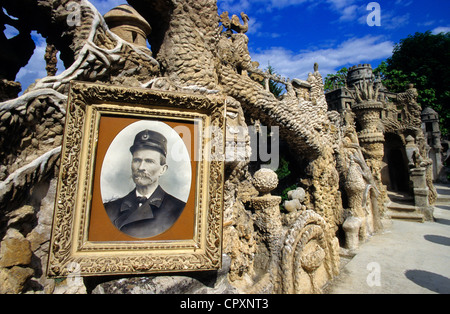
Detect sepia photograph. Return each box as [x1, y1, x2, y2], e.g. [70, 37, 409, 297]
[100, 121, 191, 238]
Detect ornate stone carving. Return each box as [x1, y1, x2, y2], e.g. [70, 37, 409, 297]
[252, 168, 279, 196]
[280, 210, 331, 294]
[246, 169, 337, 294]
[3, 0, 438, 294]
[44, 44, 58, 77]
[343, 216, 362, 251]
[284, 187, 306, 213]
[220, 11, 249, 34]
[29, 1, 159, 95]
[397, 84, 422, 128]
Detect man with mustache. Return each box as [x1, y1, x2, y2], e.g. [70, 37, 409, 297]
[103, 129, 186, 238]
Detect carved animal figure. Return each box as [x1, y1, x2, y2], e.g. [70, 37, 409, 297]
[220, 11, 249, 34]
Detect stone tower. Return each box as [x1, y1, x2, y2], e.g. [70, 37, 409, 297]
[104, 4, 152, 48]
[421, 107, 443, 181]
[347, 64, 375, 87]
[346, 65, 387, 209]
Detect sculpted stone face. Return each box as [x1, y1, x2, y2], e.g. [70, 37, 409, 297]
[131, 148, 167, 189]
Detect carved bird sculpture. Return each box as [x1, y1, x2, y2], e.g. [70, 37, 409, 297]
[230, 12, 249, 33]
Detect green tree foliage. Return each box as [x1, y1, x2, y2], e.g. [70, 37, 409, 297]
[266, 64, 285, 97]
[324, 67, 348, 92]
[374, 31, 450, 135]
[250, 64, 285, 97]
[275, 156, 291, 181]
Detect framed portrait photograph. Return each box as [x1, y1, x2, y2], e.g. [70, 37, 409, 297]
[47, 82, 226, 277]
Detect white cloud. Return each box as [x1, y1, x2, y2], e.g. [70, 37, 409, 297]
[382, 12, 410, 30]
[217, 0, 310, 12]
[217, 0, 361, 22]
[338, 4, 360, 22]
[217, 0, 252, 13]
[16, 31, 64, 93]
[16, 35, 47, 89]
[432, 26, 450, 34]
[250, 35, 394, 79]
[418, 20, 436, 27]
[326, 0, 357, 11]
[265, 0, 311, 10]
[246, 16, 263, 35]
[356, 4, 410, 30]
[326, 0, 364, 22]
[394, 0, 413, 6]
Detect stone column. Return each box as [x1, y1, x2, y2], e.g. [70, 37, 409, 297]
[353, 101, 387, 213]
[406, 135, 434, 221]
[343, 216, 362, 251]
[421, 107, 443, 181]
[249, 169, 283, 283]
[410, 167, 434, 220]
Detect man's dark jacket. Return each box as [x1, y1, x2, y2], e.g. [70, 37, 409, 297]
[104, 186, 186, 238]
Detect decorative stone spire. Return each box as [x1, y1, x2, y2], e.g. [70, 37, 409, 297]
[104, 4, 151, 48]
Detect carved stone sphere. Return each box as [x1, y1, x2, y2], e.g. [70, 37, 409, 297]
[253, 168, 278, 195]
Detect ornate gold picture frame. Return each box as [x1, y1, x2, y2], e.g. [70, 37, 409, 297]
[47, 82, 226, 277]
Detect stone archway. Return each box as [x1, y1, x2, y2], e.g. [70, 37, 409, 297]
[383, 133, 410, 192]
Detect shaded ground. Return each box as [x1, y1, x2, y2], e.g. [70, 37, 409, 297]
[324, 184, 450, 294]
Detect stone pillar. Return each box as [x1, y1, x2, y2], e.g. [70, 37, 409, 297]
[405, 135, 434, 221]
[250, 196, 283, 256]
[353, 101, 387, 213]
[343, 216, 362, 251]
[410, 167, 434, 220]
[250, 169, 283, 280]
[421, 107, 443, 181]
[44, 44, 58, 77]
[346, 65, 388, 212]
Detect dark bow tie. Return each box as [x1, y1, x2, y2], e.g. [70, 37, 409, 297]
[136, 196, 148, 204]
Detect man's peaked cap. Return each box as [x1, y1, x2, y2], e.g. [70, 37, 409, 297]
[130, 129, 167, 157]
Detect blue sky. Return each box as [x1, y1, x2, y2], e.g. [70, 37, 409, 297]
[217, 0, 450, 79]
[7, 0, 450, 91]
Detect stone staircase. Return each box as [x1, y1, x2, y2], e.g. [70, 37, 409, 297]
[387, 191, 424, 222]
[387, 184, 450, 222]
[435, 183, 450, 206]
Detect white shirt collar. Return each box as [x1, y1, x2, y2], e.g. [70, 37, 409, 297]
[136, 191, 152, 199]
